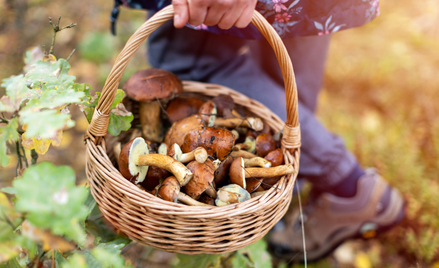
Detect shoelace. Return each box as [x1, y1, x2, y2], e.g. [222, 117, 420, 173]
[110, 0, 122, 35]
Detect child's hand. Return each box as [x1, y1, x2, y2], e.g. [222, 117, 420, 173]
[173, 0, 257, 30]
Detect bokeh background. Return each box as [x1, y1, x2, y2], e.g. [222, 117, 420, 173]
[1, 0, 438, 267]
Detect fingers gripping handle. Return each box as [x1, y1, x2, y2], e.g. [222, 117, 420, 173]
[86, 5, 300, 150]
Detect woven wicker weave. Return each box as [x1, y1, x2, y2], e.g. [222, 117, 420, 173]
[85, 5, 301, 254]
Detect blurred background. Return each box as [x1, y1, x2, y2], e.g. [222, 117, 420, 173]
[0, 0, 438, 267]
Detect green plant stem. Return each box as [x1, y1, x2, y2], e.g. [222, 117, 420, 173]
[16, 141, 22, 174]
[31, 149, 38, 165]
[66, 48, 76, 61]
[19, 141, 28, 168]
[0, 211, 17, 230]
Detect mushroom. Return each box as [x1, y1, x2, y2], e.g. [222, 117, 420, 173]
[140, 166, 171, 191]
[245, 177, 264, 193]
[255, 133, 277, 157]
[124, 69, 183, 142]
[198, 100, 217, 127]
[229, 157, 295, 188]
[118, 137, 193, 186]
[211, 94, 238, 119]
[181, 126, 235, 161]
[264, 148, 284, 167]
[164, 114, 204, 146]
[229, 157, 246, 189]
[213, 155, 234, 187]
[214, 117, 264, 131]
[215, 184, 251, 206]
[198, 194, 216, 206]
[182, 160, 217, 200]
[259, 148, 285, 190]
[233, 136, 256, 153]
[157, 176, 213, 206]
[244, 157, 271, 168]
[167, 143, 208, 163]
[166, 96, 204, 123]
[230, 150, 258, 159]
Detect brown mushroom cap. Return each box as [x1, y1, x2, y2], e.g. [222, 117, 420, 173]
[245, 177, 263, 193]
[198, 194, 216, 206]
[181, 126, 235, 161]
[166, 97, 204, 123]
[211, 94, 235, 117]
[214, 155, 234, 187]
[118, 138, 149, 183]
[198, 100, 217, 127]
[158, 176, 180, 202]
[183, 160, 216, 200]
[123, 69, 183, 102]
[140, 166, 171, 191]
[255, 133, 277, 157]
[164, 114, 204, 146]
[264, 148, 284, 167]
[229, 157, 246, 189]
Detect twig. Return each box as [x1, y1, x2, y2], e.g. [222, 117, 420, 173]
[0, 211, 17, 230]
[66, 48, 76, 61]
[296, 182, 307, 268]
[121, 241, 138, 254]
[52, 250, 55, 268]
[48, 16, 77, 55]
[19, 142, 28, 168]
[15, 141, 22, 173]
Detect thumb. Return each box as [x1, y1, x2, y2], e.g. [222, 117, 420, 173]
[173, 0, 189, 28]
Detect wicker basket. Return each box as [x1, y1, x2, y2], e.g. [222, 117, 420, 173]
[84, 5, 301, 255]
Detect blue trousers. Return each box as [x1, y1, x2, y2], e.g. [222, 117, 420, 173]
[147, 21, 357, 190]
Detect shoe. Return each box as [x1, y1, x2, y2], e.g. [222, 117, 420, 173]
[268, 168, 405, 263]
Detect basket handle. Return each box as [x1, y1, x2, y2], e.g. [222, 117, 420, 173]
[85, 5, 300, 150]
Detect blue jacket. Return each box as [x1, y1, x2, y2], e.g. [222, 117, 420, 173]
[112, 0, 379, 39]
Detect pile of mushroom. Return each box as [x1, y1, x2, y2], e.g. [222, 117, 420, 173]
[117, 68, 296, 207]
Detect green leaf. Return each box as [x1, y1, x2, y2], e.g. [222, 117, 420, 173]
[235, 239, 272, 268]
[0, 258, 21, 268]
[22, 88, 84, 113]
[25, 59, 75, 91]
[19, 110, 74, 139]
[110, 89, 125, 110]
[71, 239, 132, 268]
[12, 162, 89, 245]
[1, 75, 30, 112]
[85, 205, 119, 243]
[231, 252, 253, 268]
[63, 254, 88, 268]
[175, 254, 221, 268]
[1, 187, 17, 195]
[107, 113, 133, 136]
[0, 118, 20, 167]
[73, 83, 92, 97]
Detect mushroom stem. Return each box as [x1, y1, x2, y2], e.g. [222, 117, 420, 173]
[137, 154, 193, 186]
[177, 192, 214, 207]
[244, 164, 296, 178]
[180, 147, 208, 163]
[234, 137, 256, 153]
[139, 101, 163, 143]
[244, 157, 271, 168]
[231, 150, 258, 159]
[214, 117, 263, 131]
